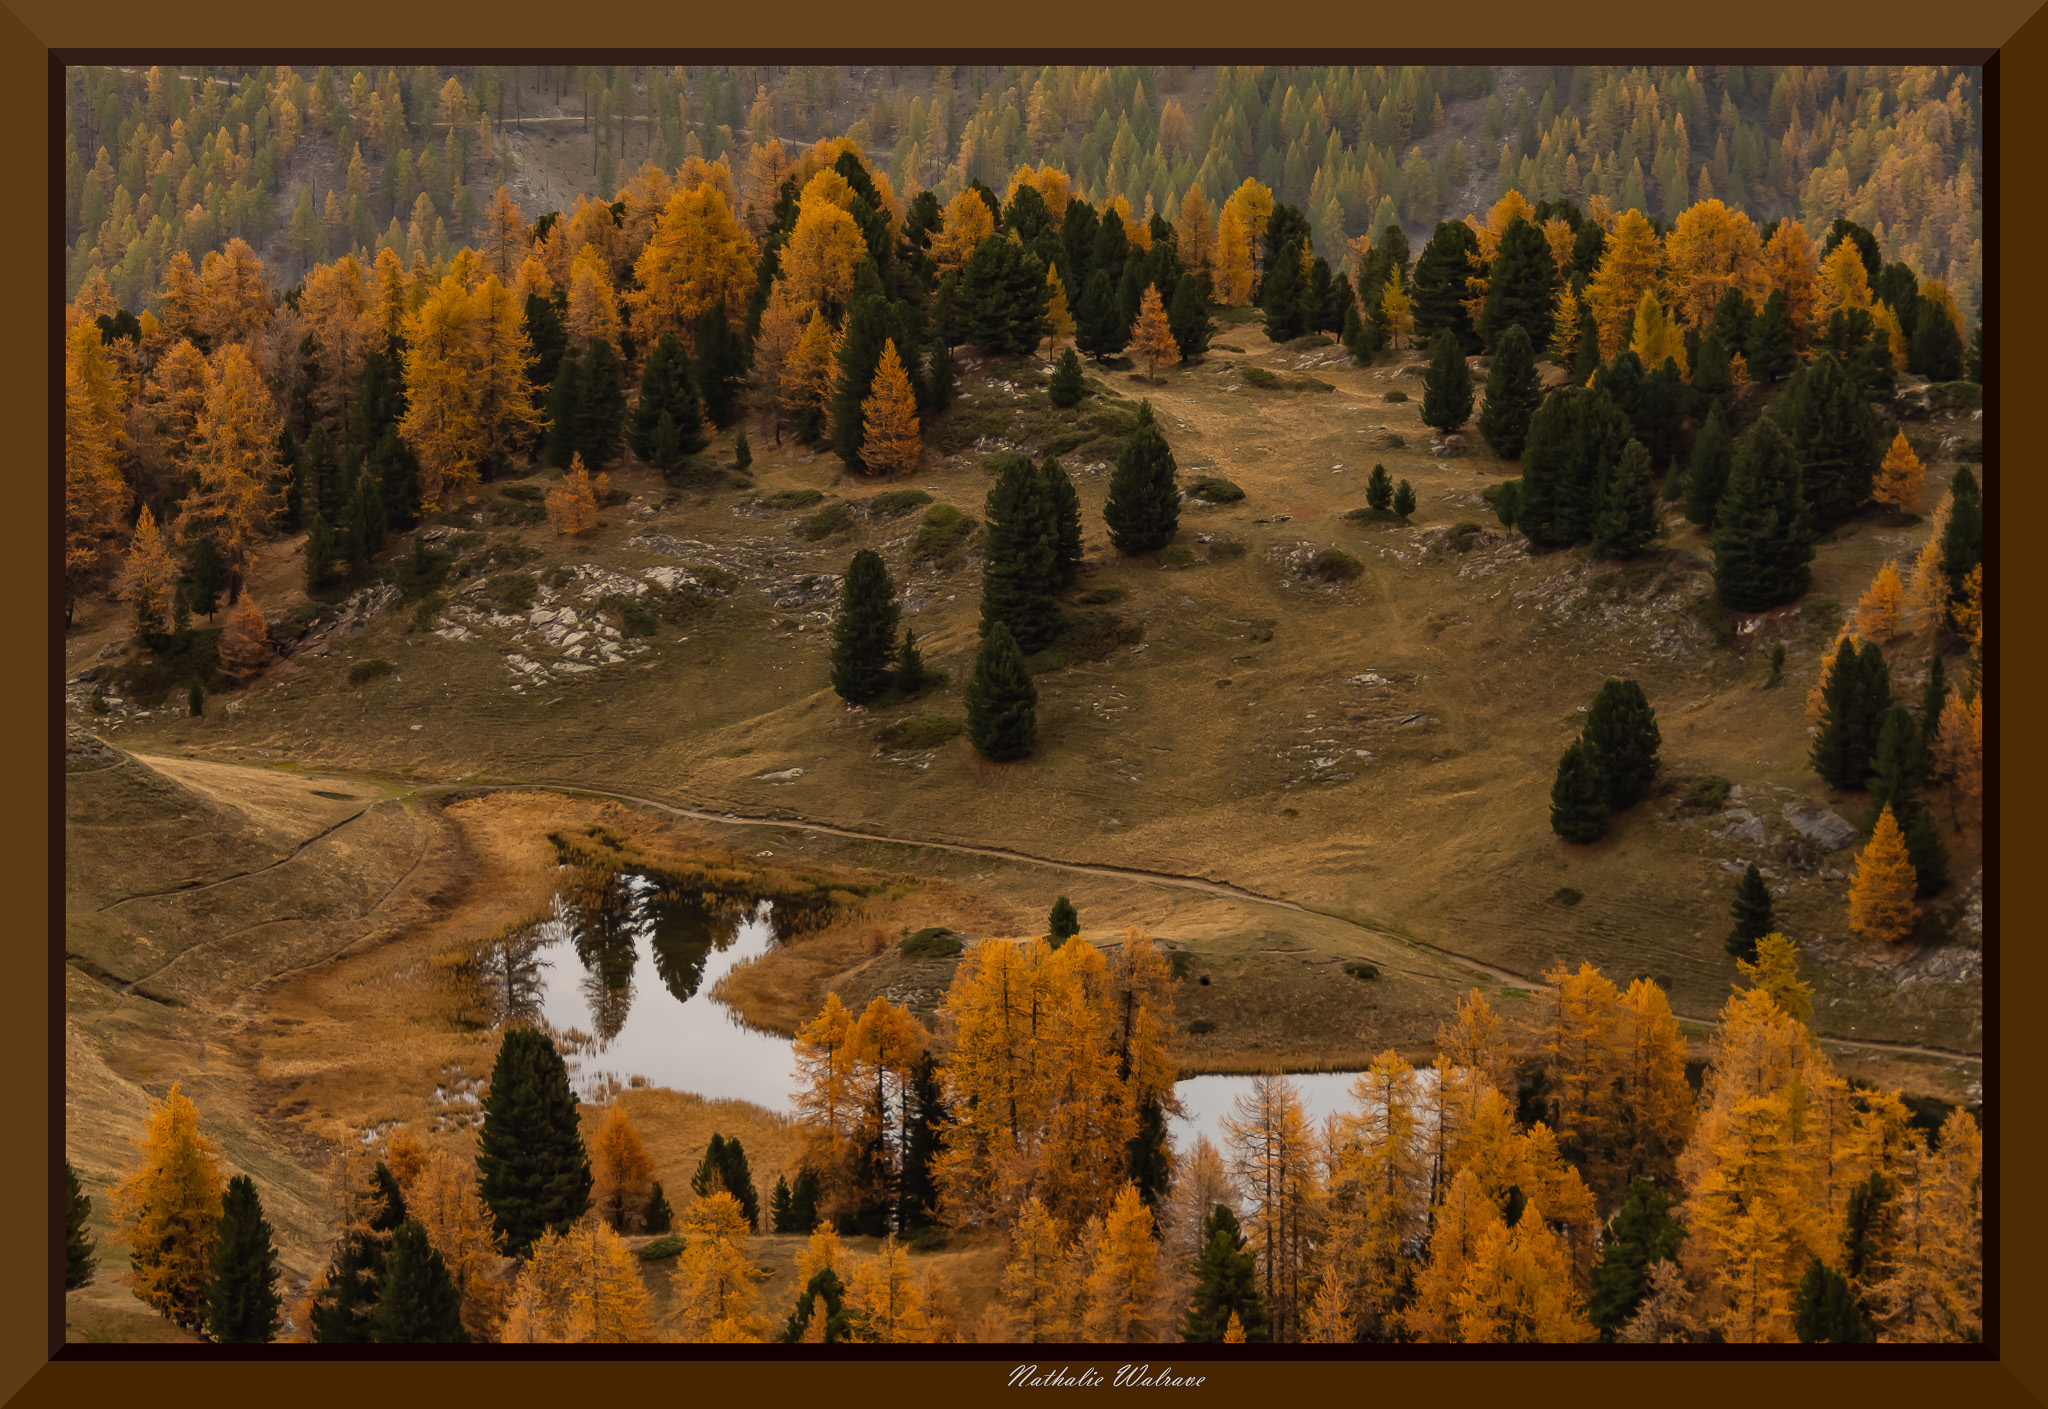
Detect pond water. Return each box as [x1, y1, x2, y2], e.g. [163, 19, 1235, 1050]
[528, 870, 1373, 1147]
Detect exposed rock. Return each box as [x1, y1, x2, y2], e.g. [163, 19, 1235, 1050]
[757, 767, 805, 782]
[1783, 802, 1860, 852]
[1713, 808, 1767, 846]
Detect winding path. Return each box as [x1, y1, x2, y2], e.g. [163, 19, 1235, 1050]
[485, 779, 1983, 1070]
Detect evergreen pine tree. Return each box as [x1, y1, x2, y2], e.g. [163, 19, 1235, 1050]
[1749, 289, 1797, 382]
[1591, 440, 1659, 559]
[205, 1175, 281, 1343]
[312, 1163, 407, 1344]
[183, 533, 222, 620]
[370, 428, 422, 527]
[1868, 704, 1927, 818]
[574, 338, 629, 467]
[1048, 896, 1080, 944]
[1967, 316, 1983, 383]
[1478, 216, 1556, 352]
[1909, 301, 1964, 382]
[1586, 1176, 1683, 1339]
[544, 349, 583, 468]
[302, 423, 340, 522]
[829, 548, 901, 706]
[898, 1053, 947, 1231]
[1690, 326, 1734, 411]
[630, 332, 705, 462]
[1260, 238, 1308, 343]
[1411, 220, 1482, 352]
[1124, 1095, 1171, 1217]
[651, 411, 683, 474]
[475, 1027, 593, 1260]
[349, 467, 387, 562]
[1477, 323, 1543, 459]
[187, 679, 204, 717]
[1844, 1170, 1897, 1283]
[1686, 399, 1735, 526]
[1663, 455, 1687, 504]
[1366, 464, 1394, 512]
[1179, 1205, 1271, 1343]
[733, 425, 751, 470]
[961, 234, 1051, 356]
[1169, 270, 1213, 361]
[1049, 346, 1085, 407]
[1920, 653, 1949, 734]
[1708, 288, 1756, 362]
[1941, 466, 1983, 614]
[1421, 329, 1474, 434]
[1902, 804, 1949, 897]
[788, 1167, 822, 1234]
[926, 336, 956, 413]
[892, 629, 931, 696]
[303, 512, 336, 592]
[966, 621, 1037, 761]
[1582, 678, 1662, 808]
[1812, 640, 1892, 790]
[1793, 1257, 1875, 1343]
[1393, 480, 1416, 518]
[64, 1162, 97, 1291]
[1104, 402, 1180, 553]
[277, 426, 303, 531]
[1550, 739, 1610, 843]
[1726, 863, 1776, 961]
[1572, 304, 1602, 383]
[1040, 457, 1083, 585]
[643, 1181, 673, 1235]
[694, 297, 752, 427]
[831, 267, 895, 472]
[1712, 419, 1816, 610]
[1519, 385, 1636, 548]
[1776, 353, 1880, 528]
[369, 1222, 471, 1343]
[780, 1268, 848, 1344]
[768, 1176, 795, 1233]
[980, 455, 1062, 652]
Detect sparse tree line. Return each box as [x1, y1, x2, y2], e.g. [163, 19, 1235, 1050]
[75, 912, 1977, 1344]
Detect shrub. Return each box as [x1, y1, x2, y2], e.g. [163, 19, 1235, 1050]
[490, 498, 548, 527]
[687, 562, 741, 593]
[498, 483, 546, 502]
[1447, 522, 1483, 552]
[1383, 389, 1410, 403]
[900, 927, 965, 959]
[878, 715, 965, 751]
[1483, 480, 1522, 528]
[1187, 1019, 1217, 1035]
[765, 488, 825, 510]
[599, 594, 660, 638]
[636, 1235, 685, 1261]
[1242, 366, 1281, 389]
[1212, 343, 1247, 354]
[1308, 548, 1364, 582]
[797, 504, 855, 541]
[1343, 506, 1393, 522]
[348, 658, 395, 687]
[1206, 537, 1247, 561]
[906, 504, 977, 567]
[1168, 952, 1194, 981]
[485, 572, 538, 614]
[1052, 607, 1143, 662]
[1076, 586, 1127, 605]
[867, 488, 934, 518]
[1956, 438, 1983, 463]
[407, 592, 447, 633]
[1685, 775, 1733, 810]
[1551, 887, 1584, 906]
[906, 1226, 950, 1254]
[397, 539, 453, 600]
[1343, 961, 1380, 981]
[934, 406, 1013, 454]
[1688, 598, 1736, 646]
[1158, 544, 1198, 569]
[1189, 475, 1245, 503]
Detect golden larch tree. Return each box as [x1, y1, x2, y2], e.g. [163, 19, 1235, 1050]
[470, 274, 543, 475]
[1220, 1071, 1319, 1342]
[1403, 1166, 1501, 1341]
[546, 456, 604, 536]
[1762, 220, 1823, 350]
[1079, 1182, 1161, 1343]
[1874, 432, 1925, 516]
[1735, 933, 1815, 1027]
[1854, 560, 1905, 640]
[930, 189, 996, 274]
[1174, 184, 1216, 277]
[1929, 692, 1982, 829]
[1129, 284, 1180, 380]
[1532, 962, 1628, 1199]
[218, 593, 275, 683]
[1819, 240, 1875, 321]
[483, 185, 530, 282]
[751, 284, 808, 444]
[1549, 281, 1582, 361]
[999, 1196, 1071, 1342]
[1452, 1203, 1594, 1343]
[196, 238, 275, 347]
[859, 339, 922, 478]
[792, 989, 861, 1198]
[627, 184, 758, 351]
[399, 275, 483, 513]
[1872, 302, 1911, 371]
[1044, 265, 1075, 351]
[1613, 978, 1696, 1188]
[1380, 269, 1414, 352]
[63, 320, 129, 612]
[1223, 179, 1274, 275]
[409, 1147, 509, 1340]
[108, 1082, 225, 1333]
[590, 1104, 656, 1233]
[565, 244, 622, 350]
[843, 1235, 927, 1344]
[297, 255, 375, 434]
[500, 1227, 591, 1342]
[183, 343, 283, 578]
[124, 506, 178, 640]
[1848, 805, 1919, 945]
[1951, 565, 1983, 650]
[1323, 1051, 1428, 1338]
[1629, 291, 1687, 375]
[1586, 209, 1665, 360]
[1864, 1108, 1982, 1342]
[1213, 206, 1255, 307]
[1222, 1310, 1247, 1342]
[1662, 199, 1769, 329]
[672, 1192, 772, 1343]
[785, 309, 844, 434]
[782, 198, 866, 322]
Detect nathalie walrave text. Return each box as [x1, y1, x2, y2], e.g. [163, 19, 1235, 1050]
[1009, 1365, 1208, 1389]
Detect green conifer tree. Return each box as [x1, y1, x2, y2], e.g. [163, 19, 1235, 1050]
[829, 548, 901, 705]
[831, 266, 895, 473]
[1104, 402, 1180, 553]
[1572, 305, 1602, 383]
[1477, 323, 1543, 459]
[64, 1163, 97, 1291]
[1260, 238, 1308, 343]
[1686, 399, 1735, 526]
[892, 628, 931, 696]
[1048, 896, 1080, 944]
[1049, 346, 1085, 407]
[1586, 1176, 1684, 1339]
[574, 338, 629, 467]
[779, 1267, 848, 1343]
[1902, 803, 1949, 898]
[1478, 216, 1555, 352]
[1812, 639, 1891, 790]
[643, 1181, 673, 1235]
[966, 620, 1037, 761]
[303, 512, 336, 591]
[474, 1028, 593, 1260]
[1793, 1257, 1875, 1344]
[369, 1222, 470, 1343]
[1179, 1205, 1271, 1342]
[1591, 440, 1659, 559]
[312, 1163, 408, 1344]
[768, 1176, 794, 1233]
[1169, 270, 1213, 361]
[980, 455, 1062, 652]
[1040, 457, 1083, 585]
[1550, 739, 1610, 843]
[898, 1053, 947, 1231]
[629, 332, 705, 460]
[1941, 466, 1983, 614]
[1421, 329, 1474, 434]
[1366, 464, 1394, 512]
[1582, 678, 1661, 808]
[733, 424, 751, 470]
[1909, 302, 1964, 382]
[1868, 704, 1927, 818]
[1712, 418, 1816, 611]
[787, 1167, 822, 1234]
[1748, 289, 1797, 382]
[1124, 1095, 1172, 1216]
[206, 1175, 282, 1343]
[1775, 353, 1880, 528]
[1517, 384, 1635, 548]
[544, 349, 583, 468]
[1844, 1170, 1897, 1283]
[1726, 863, 1776, 961]
[693, 297, 752, 428]
[1393, 479, 1416, 517]
[1411, 220, 1482, 352]
[926, 336, 956, 413]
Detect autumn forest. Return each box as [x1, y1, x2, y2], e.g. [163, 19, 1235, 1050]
[62, 61, 1986, 1351]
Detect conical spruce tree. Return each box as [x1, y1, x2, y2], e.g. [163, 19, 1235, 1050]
[1868, 704, 1927, 818]
[1941, 466, 1983, 613]
[1260, 238, 1308, 343]
[1476, 324, 1543, 459]
[1748, 289, 1797, 382]
[1686, 399, 1735, 526]
[1517, 384, 1635, 548]
[369, 1222, 470, 1344]
[829, 548, 901, 706]
[966, 620, 1037, 761]
[303, 512, 336, 591]
[1713, 418, 1816, 611]
[898, 1053, 947, 1231]
[1590, 440, 1660, 559]
[1049, 346, 1085, 407]
[1125, 1094, 1172, 1215]
[926, 336, 955, 413]
[830, 267, 895, 473]
[1690, 326, 1734, 411]
[1726, 863, 1776, 961]
[1104, 402, 1180, 553]
[1040, 457, 1083, 585]
[768, 1176, 794, 1233]
[1366, 464, 1394, 512]
[694, 297, 752, 428]
[1179, 1205, 1271, 1343]
[312, 1163, 408, 1344]
[1902, 803, 1949, 898]
[1586, 1176, 1683, 1339]
[1478, 216, 1556, 352]
[1169, 270, 1213, 360]
[575, 338, 629, 467]
[475, 1027, 593, 1260]
[733, 425, 752, 470]
[1048, 896, 1080, 944]
[1909, 301, 1964, 381]
[1583, 678, 1661, 808]
[205, 1175, 281, 1343]
[1776, 352, 1880, 528]
[1393, 480, 1416, 518]
[1421, 329, 1474, 434]
[1572, 305, 1602, 383]
[980, 456, 1062, 652]
[544, 349, 583, 468]
[630, 332, 706, 461]
[643, 1181, 673, 1235]
[1550, 739, 1610, 843]
[1411, 220, 1482, 352]
[1793, 1257, 1875, 1344]
[787, 1167, 822, 1234]
[1812, 639, 1891, 789]
[65, 1163, 97, 1290]
[892, 628, 931, 696]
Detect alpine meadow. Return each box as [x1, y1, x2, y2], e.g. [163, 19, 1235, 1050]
[60, 61, 1989, 1349]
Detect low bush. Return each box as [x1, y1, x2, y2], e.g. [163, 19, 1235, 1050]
[1343, 961, 1380, 981]
[1187, 1018, 1217, 1034]
[867, 488, 934, 518]
[1383, 389, 1410, 403]
[906, 503, 977, 567]
[1158, 544, 1198, 569]
[764, 488, 825, 511]
[1076, 585, 1127, 605]
[600, 593, 661, 638]
[1206, 537, 1248, 561]
[1551, 887, 1584, 907]
[636, 1235, 685, 1261]
[879, 715, 965, 751]
[797, 504, 855, 541]
[1308, 548, 1364, 582]
[901, 927, 965, 959]
[1190, 475, 1245, 503]
[1685, 775, 1733, 810]
[348, 658, 395, 687]
[1242, 366, 1281, 389]
[485, 572, 538, 614]
[498, 483, 546, 502]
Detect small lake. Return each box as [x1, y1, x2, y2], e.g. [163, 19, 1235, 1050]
[528, 870, 1373, 1149]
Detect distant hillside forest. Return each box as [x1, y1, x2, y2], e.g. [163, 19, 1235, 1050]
[66, 63, 1981, 314]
